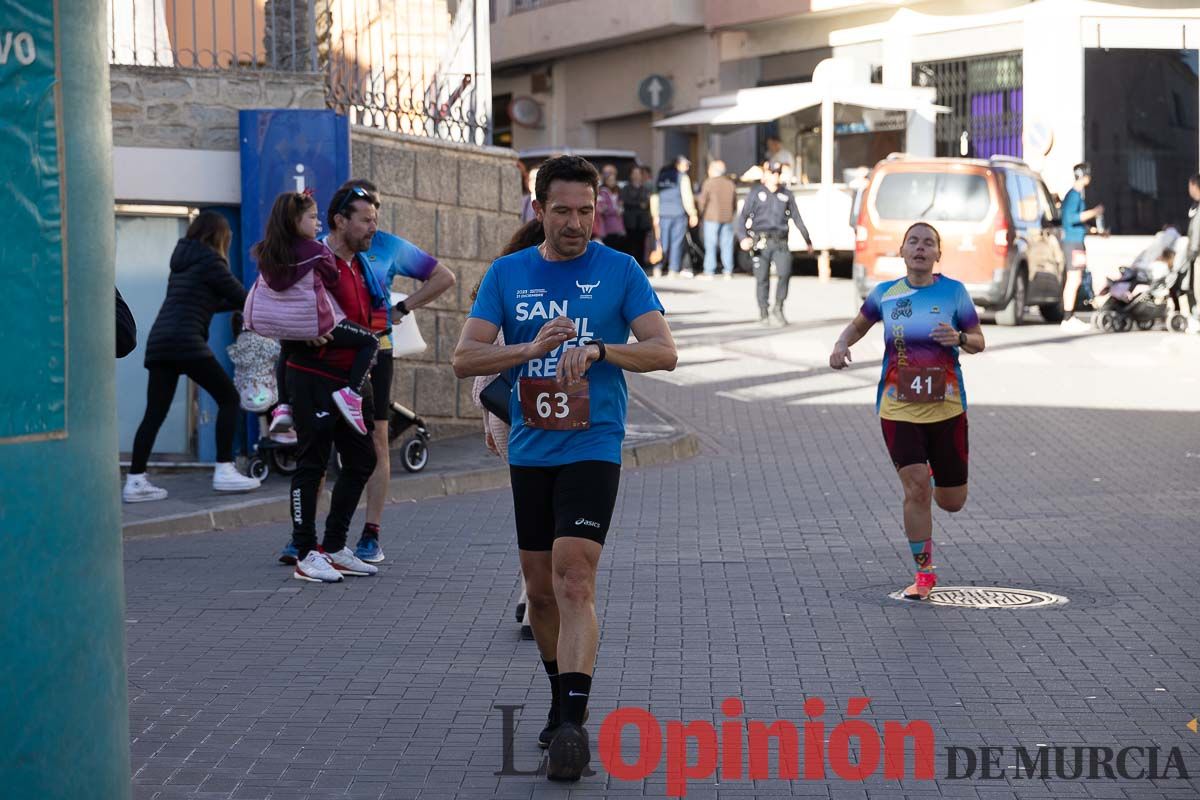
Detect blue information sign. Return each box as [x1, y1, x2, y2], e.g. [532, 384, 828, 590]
[1, 3, 65, 441]
[238, 110, 351, 284]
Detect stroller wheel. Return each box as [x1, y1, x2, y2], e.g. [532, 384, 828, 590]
[1168, 313, 1189, 333]
[401, 436, 429, 473]
[248, 457, 269, 482]
[1099, 312, 1117, 332]
[269, 447, 299, 476]
[1136, 319, 1156, 331]
[1116, 315, 1134, 333]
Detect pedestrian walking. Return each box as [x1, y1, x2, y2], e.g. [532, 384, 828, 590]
[828, 222, 984, 600]
[1059, 162, 1105, 332]
[282, 184, 389, 583]
[736, 162, 813, 326]
[696, 160, 738, 279]
[453, 155, 677, 782]
[1172, 173, 1200, 321]
[594, 163, 626, 250]
[246, 191, 381, 437]
[620, 165, 653, 269]
[467, 219, 543, 639]
[650, 156, 699, 278]
[274, 179, 455, 566]
[123, 212, 260, 503]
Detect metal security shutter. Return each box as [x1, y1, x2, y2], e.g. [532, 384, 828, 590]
[914, 52, 1023, 159]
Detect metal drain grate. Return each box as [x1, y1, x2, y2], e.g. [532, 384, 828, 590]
[889, 586, 1068, 608]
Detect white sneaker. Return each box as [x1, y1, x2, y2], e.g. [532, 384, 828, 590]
[1060, 317, 1091, 333]
[212, 462, 261, 493]
[122, 473, 167, 503]
[325, 546, 378, 577]
[1188, 317, 1200, 334]
[294, 551, 343, 583]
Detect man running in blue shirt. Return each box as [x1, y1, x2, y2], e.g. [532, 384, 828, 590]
[454, 156, 678, 782]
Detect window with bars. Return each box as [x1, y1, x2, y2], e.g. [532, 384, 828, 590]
[913, 52, 1023, 159]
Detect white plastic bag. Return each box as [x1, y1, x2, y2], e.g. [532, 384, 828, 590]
[389, 291, 428, 357]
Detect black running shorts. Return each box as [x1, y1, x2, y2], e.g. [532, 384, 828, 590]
[510, 460, 621, 551]
[1063, 241, 1087, 272]
[370, 351, 393, 421]
[881, 413, 969, 488]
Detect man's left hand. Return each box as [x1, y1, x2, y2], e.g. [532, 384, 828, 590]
[930, 322, 960, 347]
[557, 344, 599, 385]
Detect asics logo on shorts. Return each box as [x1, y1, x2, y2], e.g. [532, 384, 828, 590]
[575, 518, 601, 529]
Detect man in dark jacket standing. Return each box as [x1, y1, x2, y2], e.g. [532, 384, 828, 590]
[619, 166, 653, 269]
[124, 211, 261, 503]
[736, 162, 813, 326]
[696, 160, 738, 278]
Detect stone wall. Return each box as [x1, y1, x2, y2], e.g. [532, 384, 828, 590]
[110, 66, 326, 150]
[350, 127, 523, 438]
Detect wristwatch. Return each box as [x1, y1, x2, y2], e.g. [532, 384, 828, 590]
[583, 338, 606, 362]
[957, 330, 968, 347]
[394, 299, 409, 318]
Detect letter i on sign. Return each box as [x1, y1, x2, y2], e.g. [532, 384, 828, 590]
[294, 163, 306, 193]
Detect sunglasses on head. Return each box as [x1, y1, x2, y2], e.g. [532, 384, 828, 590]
[334, 186, 371, 218]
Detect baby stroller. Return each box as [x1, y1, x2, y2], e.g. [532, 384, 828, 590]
[1092, 228, 1190, 333]
[226, 321, 301, 481]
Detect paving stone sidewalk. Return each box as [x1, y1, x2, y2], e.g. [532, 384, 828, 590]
[124, 276, 1200, 799]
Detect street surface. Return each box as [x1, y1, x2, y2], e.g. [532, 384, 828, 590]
[125, 275, 1200, 799]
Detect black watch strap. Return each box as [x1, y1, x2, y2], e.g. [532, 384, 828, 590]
[395, 299, 409, 317]
[586, 339, 606, 362]
[958, 330, 968, 346]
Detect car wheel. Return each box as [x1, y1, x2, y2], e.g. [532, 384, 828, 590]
[996, 270, 1027, 326]
[1038, 302, 1065, 324]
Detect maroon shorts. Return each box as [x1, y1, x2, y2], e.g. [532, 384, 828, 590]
[881, 413, 969, 488]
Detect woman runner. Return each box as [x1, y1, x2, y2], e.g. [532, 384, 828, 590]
[828, 222, 985, 599]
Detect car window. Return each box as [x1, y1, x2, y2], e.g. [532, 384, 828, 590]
[1036, 180, 1059, 224]
[1004, 171, 1041, 227]
[873, 172, 991, 222]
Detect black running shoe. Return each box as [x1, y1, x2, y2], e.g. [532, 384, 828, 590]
[547, 722, 590, 782]
[539, 708, 588, 749]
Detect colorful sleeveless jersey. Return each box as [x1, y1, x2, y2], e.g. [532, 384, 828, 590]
[860, 275, 979, 423]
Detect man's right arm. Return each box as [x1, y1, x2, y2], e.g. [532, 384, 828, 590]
[453, 316, 578, 378]
[735, 192, 756, 237]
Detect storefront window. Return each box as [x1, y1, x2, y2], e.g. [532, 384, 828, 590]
[1084, 48, 1198, 235]
[914, 52, 1022, 159]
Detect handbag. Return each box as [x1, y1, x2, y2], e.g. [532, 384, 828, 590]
[479, 372, 513, 425]
[389, 291, 428, 357]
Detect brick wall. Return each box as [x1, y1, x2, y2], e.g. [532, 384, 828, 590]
[350, 127, 523, 438]
[110, 66, 326, 149]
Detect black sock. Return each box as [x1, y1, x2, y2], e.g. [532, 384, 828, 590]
[543, 660, 560, 721]
[361, 522, 380, 539]
[558, 672, 591, 727]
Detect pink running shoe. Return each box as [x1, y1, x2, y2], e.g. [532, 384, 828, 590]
[332, 388, 369, 435]
[269, 404, 294, 434]
[902, 571, 937, 601]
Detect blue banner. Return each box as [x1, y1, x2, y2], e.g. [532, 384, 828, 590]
[238, 109, 351, 285]
[2, 2, 65, 441]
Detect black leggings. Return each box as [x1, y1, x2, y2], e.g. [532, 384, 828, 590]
[276, 321, 379, 403]
[131, 357, 240, 473]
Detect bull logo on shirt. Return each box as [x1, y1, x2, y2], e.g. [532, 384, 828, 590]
[576, 280, 600, 296]
[891, 298, 913, 320]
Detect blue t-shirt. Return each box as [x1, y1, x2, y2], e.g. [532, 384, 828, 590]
[363, 231, 438, 324]
[469, 242, 665, 467]
[860, 275, 979, 424]
[1061, 188, 1087, 244]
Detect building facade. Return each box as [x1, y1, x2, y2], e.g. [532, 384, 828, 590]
[492, 0, 1200, 247]
[110, 0, 515, 465]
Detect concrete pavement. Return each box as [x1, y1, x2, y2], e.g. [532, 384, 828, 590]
[123, 274, 1200, 799]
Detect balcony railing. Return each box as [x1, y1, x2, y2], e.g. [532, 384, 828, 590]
[108, 0, 490, 144]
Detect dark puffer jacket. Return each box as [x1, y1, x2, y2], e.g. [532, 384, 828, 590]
[144, 238, 246, 365]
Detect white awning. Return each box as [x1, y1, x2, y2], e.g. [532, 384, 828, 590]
[653, 81, 946, 129]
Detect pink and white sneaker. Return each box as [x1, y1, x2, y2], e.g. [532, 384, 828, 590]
[332, 388, 369, 435]
[902, 571, 937, 601]
[269, 404, 294, 434]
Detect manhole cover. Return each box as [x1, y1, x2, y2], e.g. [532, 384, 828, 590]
[887, 586, 1068, 608]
